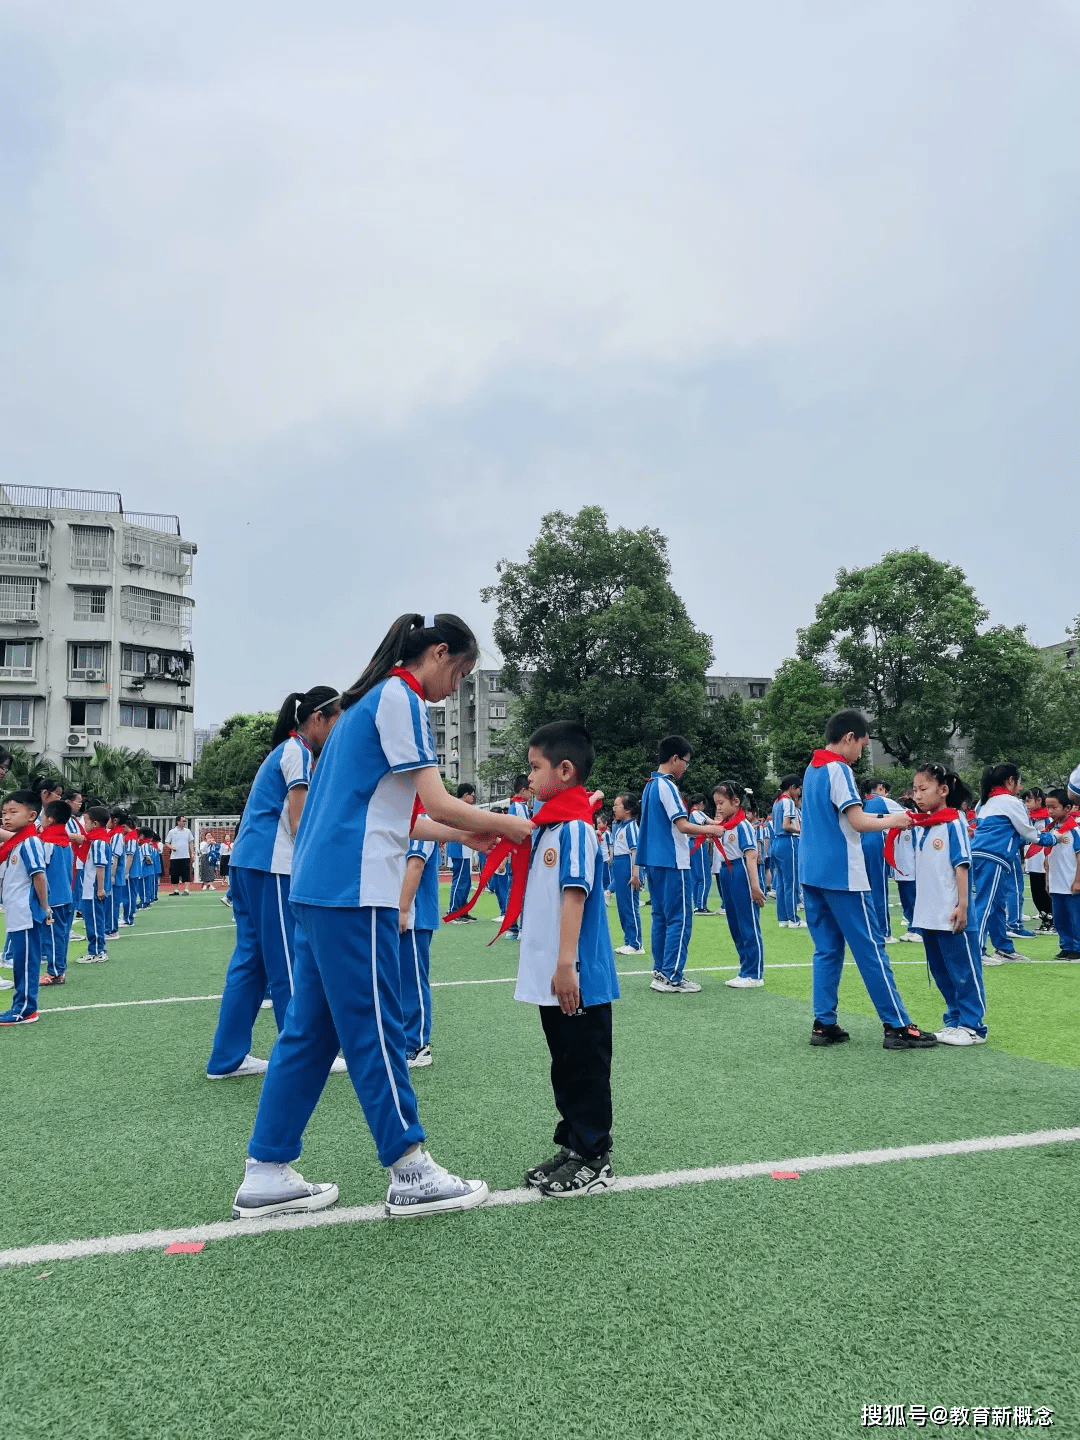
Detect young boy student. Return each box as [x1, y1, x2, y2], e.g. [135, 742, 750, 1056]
[688, 794, 715, 914]
[859, 777, 905, 943]
[1043, 789, 1080, 960]
[446, 783, 477, 921]
[611, 793, 644, 955]
[770, 776, 802, 926]
[516, 721, 620, 1197]
[0, 789, 51, 1025]
[75, 805, 112, 964]
[398, 833, 441, 1067]
[637, 736, 724, 994]
[38, 800, 75, 987]
[800, 711, 938, 1050]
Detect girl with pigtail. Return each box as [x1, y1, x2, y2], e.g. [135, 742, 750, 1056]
[232, 613, 534, 1222]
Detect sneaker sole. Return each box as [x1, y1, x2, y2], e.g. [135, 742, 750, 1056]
[232, 1184, 340, 1220]
[882, 1038, 938, 1049]
[540, 1175, 615, 1199]
[386, 1180, 490, 1219]
[407, 1055, 433, 1068]
[810, 1033, 849, 1046]
[0, 1014, 39, 1025]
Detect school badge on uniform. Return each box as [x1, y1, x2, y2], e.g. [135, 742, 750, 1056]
[933, 838, 945, 850]
[543, 847, 558, 867]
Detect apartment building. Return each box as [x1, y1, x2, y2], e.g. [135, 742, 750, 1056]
[0, 485, 196, 789]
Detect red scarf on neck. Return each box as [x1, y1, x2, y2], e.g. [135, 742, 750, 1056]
[884, 807, 958, 869]
[691, 808, 744, 855]
[390, 666, 426, 699]
[40, 825, 71, 848]
[1056, 811, 1080, 835]
[74, 825, 110, 865]
[1025, 808, 1051, 858]
[988, 786, 1011, 798]
[811, 749, 849, 768]
[444, 785, 598, 941]
[0, 822, 39, 866]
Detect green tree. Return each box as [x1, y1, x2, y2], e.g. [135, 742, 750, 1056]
[0, 745, 47, 796]
[62, 743, 159, 809]
[759, 658, 846, 778]
[482, 507, 712, 799]
[183, 712, 276, 813]
[684, 694, 767, 804]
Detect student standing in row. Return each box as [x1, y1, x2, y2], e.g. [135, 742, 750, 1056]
[38, 800, 75, 987]
[710, 781, 766, 989]
[611, 793, 644, 955]
[1043, 789, 1080, 960]
[74, 807, 112, 963]
[971, 764, 1050, 965]
[688, 794, 714, 914]
[446, 783, 477, 922]
[232, 613, 534, 1222]
[890, 817, 922, 942]
[398, 834, 441, 1067]
[1022, 789, 1055, 934]
[860, 777, 905, 944]
[0, 790, 51, 1025]
[770, 776, 802, 927]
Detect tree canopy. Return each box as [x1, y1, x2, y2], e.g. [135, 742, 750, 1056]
[183, 712, 276, 813]
[759, 659, 847, 778]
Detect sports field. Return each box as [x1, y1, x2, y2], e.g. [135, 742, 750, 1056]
[3, 890, 1078, 1439]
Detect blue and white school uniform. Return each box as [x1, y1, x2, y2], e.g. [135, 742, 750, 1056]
[890, 828, 919, 936]
[712, 821, 764, 980]
[799, 759, 911, 1029]
[1046, 822, 1080, 952]
[42, 835, 74, 979]
[399, 838, 440, 1055]
[611, 818, 642, 949]
[636, 772, 692, 982]
[861, 796, 905, 940]
[504, 797, 532, 937]
[107, 828, 126, 933]
[970, 796, 1042, 957]
[771, 797, 800, 923]
[446, 839, 472, 914]
[249, 675, 436, 1169]
[913, 816, 985, 1037]
[599, 827, 614, 896]
[207, 733, 314, 1076]
[689, 809, 713, 912]
[122, 832, 140, 922]
[0, 835, 48, 1021]
[80, 836, 112, 957]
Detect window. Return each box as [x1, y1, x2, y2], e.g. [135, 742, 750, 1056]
[120, 586, 194, 632]
[120, 704, 175, 730]
[706, 681, 720, 699]
[70, 526, 112, 569]
[488, 674, 503, 693]
[0, 520, 49, 566]
[69, 644, 107, 681]
[120, 645, 190, 680]
[69, 700, 104, 735]
[122, 530, 189, 576]
[154, 762, 177, 788]
[73, 587, 107, 622]
[0, 698, 32, 738]
[489, 704, 507, 719]
[0, 576, 39, 622]
[0, 641, 35, 679]
[436, 752, 446, 769]
[748, 683, 767, 700]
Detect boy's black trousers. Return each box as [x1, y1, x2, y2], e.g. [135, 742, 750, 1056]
[1029, 871, 1053, 925]
[538, 1002, 613, 1164]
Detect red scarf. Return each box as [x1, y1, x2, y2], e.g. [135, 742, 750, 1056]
[390, 666, 426, 699]
[988, 786, 1011, 798]
[444, 785, 599, 941]
[884, 807, 959, 869]
[74, 825, 110, 865]
[0, 822, 39, 866]
[811, 749, 849, 768]
[696, 807, 746, 866]
[39, 825, 71, 848]
[1056, 812, 1080, 835]
[1025, 808, 1051, 859]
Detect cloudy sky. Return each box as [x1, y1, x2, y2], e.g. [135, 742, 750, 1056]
[3, 0, 1078, 723]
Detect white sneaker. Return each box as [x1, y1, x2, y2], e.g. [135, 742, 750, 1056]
[329, 1056, 348, 1074]
[232, 1158, 339, 1219]
[614, 945, 646, 956]
[385, 1149, 489, 1218]
[207, 1054, 269, 1080]
[993, 949, 1031, 963]
[725, 976, 764, 988]
[883, 936, 899, 945]
[898, 931, 922, 943]
[407, 1045, 433, 1068]
[0, 977, 12, 990]
[74, 953, 107, 963]
[934, 1026, 978, 1046]
[666, 977, 702, 994]
[260, 998, 274, 1009]
[983, 953, 1005, 966]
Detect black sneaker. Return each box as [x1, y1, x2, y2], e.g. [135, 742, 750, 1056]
[810, 1020, 850, 1046]
[883, 1023, 938, 1049]
[1055, 950, 1080, 960]
[525, 1146, 575, 1189]
[539, 1153, 614, 1198]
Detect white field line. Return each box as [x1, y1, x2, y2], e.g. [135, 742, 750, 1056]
[3, 1126, 1078, 1270]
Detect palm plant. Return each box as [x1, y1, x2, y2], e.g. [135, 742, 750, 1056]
[63, 743, 159, 809]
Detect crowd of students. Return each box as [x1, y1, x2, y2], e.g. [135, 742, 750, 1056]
[3, 611, 1079, 1222]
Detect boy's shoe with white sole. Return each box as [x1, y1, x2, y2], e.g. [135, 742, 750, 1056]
[1006, 928, 1037, 940]
[882, 936, 899, 945]
[0, 977, 13, 991]
[898, 931, 922, 943]
[539, 1152, 614, 1198]
[232, 1159, 339, 1219]
[614, 945, 646, 956]
[664, 976, 701, 994]
[74, 953, 107, 963]
[207, 1054, 269, 1080]
[385, 1150, 488, 1218]
[982, 953, 1005, 965]
[330, 1056, 348, 1074]
[525, 1146, 575, 1189]
[726, 976, 764, 988]
[993, 949, 1031, 963]
[934, 1026, 987, 1046]
[406, 1045, 432, 1068]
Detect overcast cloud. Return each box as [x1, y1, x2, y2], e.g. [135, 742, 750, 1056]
[2, 0, 1078, 722]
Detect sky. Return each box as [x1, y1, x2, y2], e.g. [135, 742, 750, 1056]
[2, 0, 1079, 724]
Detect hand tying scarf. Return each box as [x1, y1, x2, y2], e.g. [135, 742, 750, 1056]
[694, 808, 746, 866]
[74, 825, 110, 865]
[444, 785, 599, 942]
[884, 808, 958, 870]
[0, 822, 39, 866]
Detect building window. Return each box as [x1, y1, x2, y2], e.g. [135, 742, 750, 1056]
[706, 681, 720, 699]
[0, 698, 32, 739]
[436, 752, 446, 768]
[0, 640, 35, 680]
[69, 644, 107, 681]
[122, 530, 190, 577]
[748, 683, 767, 699]
[120, 645, 190, 680]
[73, 587, 107, 622]
[489, 704, 507, 719]
[70, 526, 112, 569]
[119, 704, 175, 729]
[488, 674, 503, 693]
[0, 520, 49, 566]
[154, 761, 177, 788]
[120, 585, 194, 632]
[0, 576, 39, 622]
[69, 700, 104, 736]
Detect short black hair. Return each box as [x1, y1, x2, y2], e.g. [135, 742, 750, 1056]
[1047, 788, 1070, 807]
[31, 775, 63, 796]
[779, 773, 801, 792]
[62, 788, 83, 802]
[689, 794, 707, 808]
[4, 789, 41, 814]
[528, 720, 594, 785]
[658, 735, 692, 765]
[1022, 788, 1045, 802]
[824, 709, 870, 745]
[713, 779, 745, 804]
[87, 805, 110, 826]
[513, 774, 530, 793]
[616, 792, 640, 819]
[44, 800, 72, 826]
[860, 776, 889, 797]
[456, 783, 475, 799]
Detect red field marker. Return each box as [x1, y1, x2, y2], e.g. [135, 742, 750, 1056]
[163, 1242, 205, 1255]
[770, 1170, 800, 1180]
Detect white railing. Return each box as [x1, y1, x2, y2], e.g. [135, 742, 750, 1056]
[0, 577, 40, 623]
[120, 585, 194, 632]
[0, 520, 50, 566]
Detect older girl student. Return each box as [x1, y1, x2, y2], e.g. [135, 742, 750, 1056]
[232, 613, 534, 1222]
[1043, 789, 1080, 959]
[971, 764, 1052, 965]
[710, 781, 766, 987]
[206, 686, 342, 1080]
[770, 776, 802, 927]
[909, 766, 985, 1046]
[611, 793, 644, 955]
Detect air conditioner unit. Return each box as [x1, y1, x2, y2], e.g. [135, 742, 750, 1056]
[67, 733, 89, 749]
[83, 669, 103, 681]
[128, 551, 146, 565]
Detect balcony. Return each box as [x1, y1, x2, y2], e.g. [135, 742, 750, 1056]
[0, 520, 50, 568]
[0, 577, 40, 624]
[120, 585, 194, 633]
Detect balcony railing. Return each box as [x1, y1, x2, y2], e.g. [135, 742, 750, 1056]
[0, 578, 40, 624]
[0, 521, 50, 566]
[120, 585, 194, 633]
[124, 512, 182, 537]
[0, 486, 183, 537]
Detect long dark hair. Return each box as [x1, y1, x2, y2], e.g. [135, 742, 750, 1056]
[980, 762, 1020, 806]
[270, 686, 342, 749]
[341, 613, 478, 710]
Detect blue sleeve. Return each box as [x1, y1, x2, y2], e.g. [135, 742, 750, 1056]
[19, 838, 46, 875]
[627, 821, 638, 850]
[829, 763, 861, 813]
[407, 839, 436, 861]
[280, 737, 312, 791]
[559, 821, 594, 894]
[948, 819, 970, 868]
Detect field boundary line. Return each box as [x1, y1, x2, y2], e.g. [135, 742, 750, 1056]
[3, 1126, 1077, 1270]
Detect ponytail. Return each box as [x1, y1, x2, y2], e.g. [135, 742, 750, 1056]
[270, 685, 342, 749]
[714, 779, 745, 805]
[340, 612, 479, 710]
[980, 762, 1020, 807]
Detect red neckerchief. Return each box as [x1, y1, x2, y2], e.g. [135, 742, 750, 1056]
[884, 807, 959, 868]
[811, 749, 849, 768]
[444, 785, 599, 941]
[1056, 812, 1080, 835]
[697, 808, 746, 866]
[988, 786, 1011, 798]
[39, 825, 71, 847]
[74, 824, 110, 864]
[390, 666, 426, 699]
[511, 793, 531, 804]
[125, 827, 139, 841]
[0, 822, 39, 866]
[1025, 808, 1051, 858]
[288, 730, 312, 750]
[1029, 808, 1049, 820]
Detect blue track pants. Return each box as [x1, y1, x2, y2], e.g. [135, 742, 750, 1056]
[1051, 893, 1080, 951]
[487, 869, 509, 916]
[648, 866, 693, 981]
[865, 848, 891, 940]
[716, 861, 764, 979]
[42, 903, 73, 977]
[399, 927, 433, 1052]
[80, 894, 108, 956]
[207, 866, 298, 1076]
[896, 879, 919, 934]
[772, 837, 798, 923]
[691, 845, 712, 911]
[972, 857, 1015, 956]
[449, 858, 472, 914]
[804, 884, 911, 1028]
[922, 928, 986, 1035]
[3, 927, 41, 1019]
[249, 905, 424, 1169]
[612, 855, 642, 949]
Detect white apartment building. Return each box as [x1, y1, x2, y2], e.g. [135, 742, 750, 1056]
[0, 485, 196, 789]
